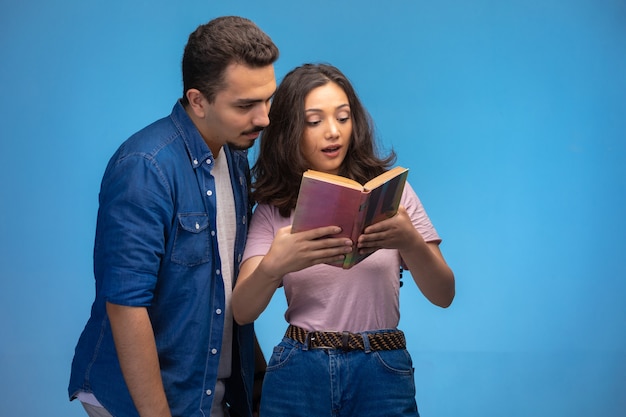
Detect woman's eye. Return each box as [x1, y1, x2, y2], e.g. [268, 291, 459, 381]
[306, 119, 321, 126]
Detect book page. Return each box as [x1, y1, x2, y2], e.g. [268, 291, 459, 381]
[363, 166, 408, 190]
[362, 168, 408, 228]
[302, 170, 364, 191]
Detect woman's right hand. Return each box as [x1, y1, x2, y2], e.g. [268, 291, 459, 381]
[259, 225, 353, 278]
[232, 225, 352, 325]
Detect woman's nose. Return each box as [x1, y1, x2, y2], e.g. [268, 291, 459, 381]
[325, 120, 339, 139]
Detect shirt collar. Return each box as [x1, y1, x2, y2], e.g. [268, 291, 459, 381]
[170, 100, 214, 169]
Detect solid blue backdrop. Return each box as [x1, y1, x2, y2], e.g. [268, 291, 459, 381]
[1, 1, 624, 416]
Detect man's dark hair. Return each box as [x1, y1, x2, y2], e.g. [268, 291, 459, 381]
[252, 63, 396, 217]
[181, 16, 279, 105]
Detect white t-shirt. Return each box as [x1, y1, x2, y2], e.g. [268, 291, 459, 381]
[211, 147, 236, 417]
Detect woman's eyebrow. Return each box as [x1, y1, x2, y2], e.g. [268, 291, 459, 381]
[305, 103, 350, 113]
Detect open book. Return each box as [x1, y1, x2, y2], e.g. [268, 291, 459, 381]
[291, 166, 408, 269]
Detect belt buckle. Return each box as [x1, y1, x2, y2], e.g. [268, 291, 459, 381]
[308, 331, 339, 349]
[306, 332, 328, 349]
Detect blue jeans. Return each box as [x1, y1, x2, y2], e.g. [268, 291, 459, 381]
[260, 333, 419, 417]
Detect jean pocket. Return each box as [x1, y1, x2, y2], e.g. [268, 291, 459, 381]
[171, 213, 210, 266]
[266, 342, 298, 371]
[373, 349, 414, 376]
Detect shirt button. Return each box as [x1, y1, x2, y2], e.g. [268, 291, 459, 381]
[206, 159, 212, 164]
[216, 308, 222, 315]
[206, 190, 213, 196]
[211, 348, 218, 355]
[193, 159, 198, 165]
[206, 389, 212, 396]
[216, 269, 221, 275]
[211, 230, 216, 236]
[242, 216, 247, 224]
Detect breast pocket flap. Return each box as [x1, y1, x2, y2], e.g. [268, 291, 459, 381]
[177, 214, 209, 233]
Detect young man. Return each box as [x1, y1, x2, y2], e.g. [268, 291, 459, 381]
[68, 16, 279, 417]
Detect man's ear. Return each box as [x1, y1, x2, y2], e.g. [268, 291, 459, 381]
[186, 89, 206, 118]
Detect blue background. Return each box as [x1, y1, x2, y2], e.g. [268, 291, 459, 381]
[1, 1, 625, 416]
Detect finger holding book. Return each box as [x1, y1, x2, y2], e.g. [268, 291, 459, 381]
[263, 225, 354, 277]
[357, 206, 420, 253]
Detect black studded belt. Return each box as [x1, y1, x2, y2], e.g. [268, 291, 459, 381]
[285, 325, 406, 351]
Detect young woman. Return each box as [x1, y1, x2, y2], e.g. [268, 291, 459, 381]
[232, 63, 455, 417]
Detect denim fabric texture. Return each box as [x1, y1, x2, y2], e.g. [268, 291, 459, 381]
[260, 334, 420, 417]
[68, 101, 255, 417]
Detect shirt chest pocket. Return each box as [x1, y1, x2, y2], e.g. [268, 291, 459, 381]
[171, 213, 211, 267]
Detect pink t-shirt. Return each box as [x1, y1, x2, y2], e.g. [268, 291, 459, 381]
[242, 182, 440, 333]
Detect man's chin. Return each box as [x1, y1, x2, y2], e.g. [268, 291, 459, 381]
[227, 140, 255, 151]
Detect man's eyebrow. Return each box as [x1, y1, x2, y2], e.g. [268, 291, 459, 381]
[233, 92, 275, 105]
[233, 98, 263, 105]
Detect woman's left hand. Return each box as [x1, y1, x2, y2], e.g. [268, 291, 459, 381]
[356, 206, 420, 254]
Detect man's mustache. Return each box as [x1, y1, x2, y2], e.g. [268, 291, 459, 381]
[242, 126, 264, 135]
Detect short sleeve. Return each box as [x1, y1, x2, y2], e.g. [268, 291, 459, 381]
[242, 203, 290, 263]
[401, 181, 441, 244]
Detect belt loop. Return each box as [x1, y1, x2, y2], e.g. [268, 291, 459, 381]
[341, 331, 350, 350]
[362, 332, 372, 353]
[302, 331, 310, 351]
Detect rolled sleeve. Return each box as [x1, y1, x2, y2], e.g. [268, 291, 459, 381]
[95, 152, 171, 306]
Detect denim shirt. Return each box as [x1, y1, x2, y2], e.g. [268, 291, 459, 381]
[69, 101, 255, 417]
